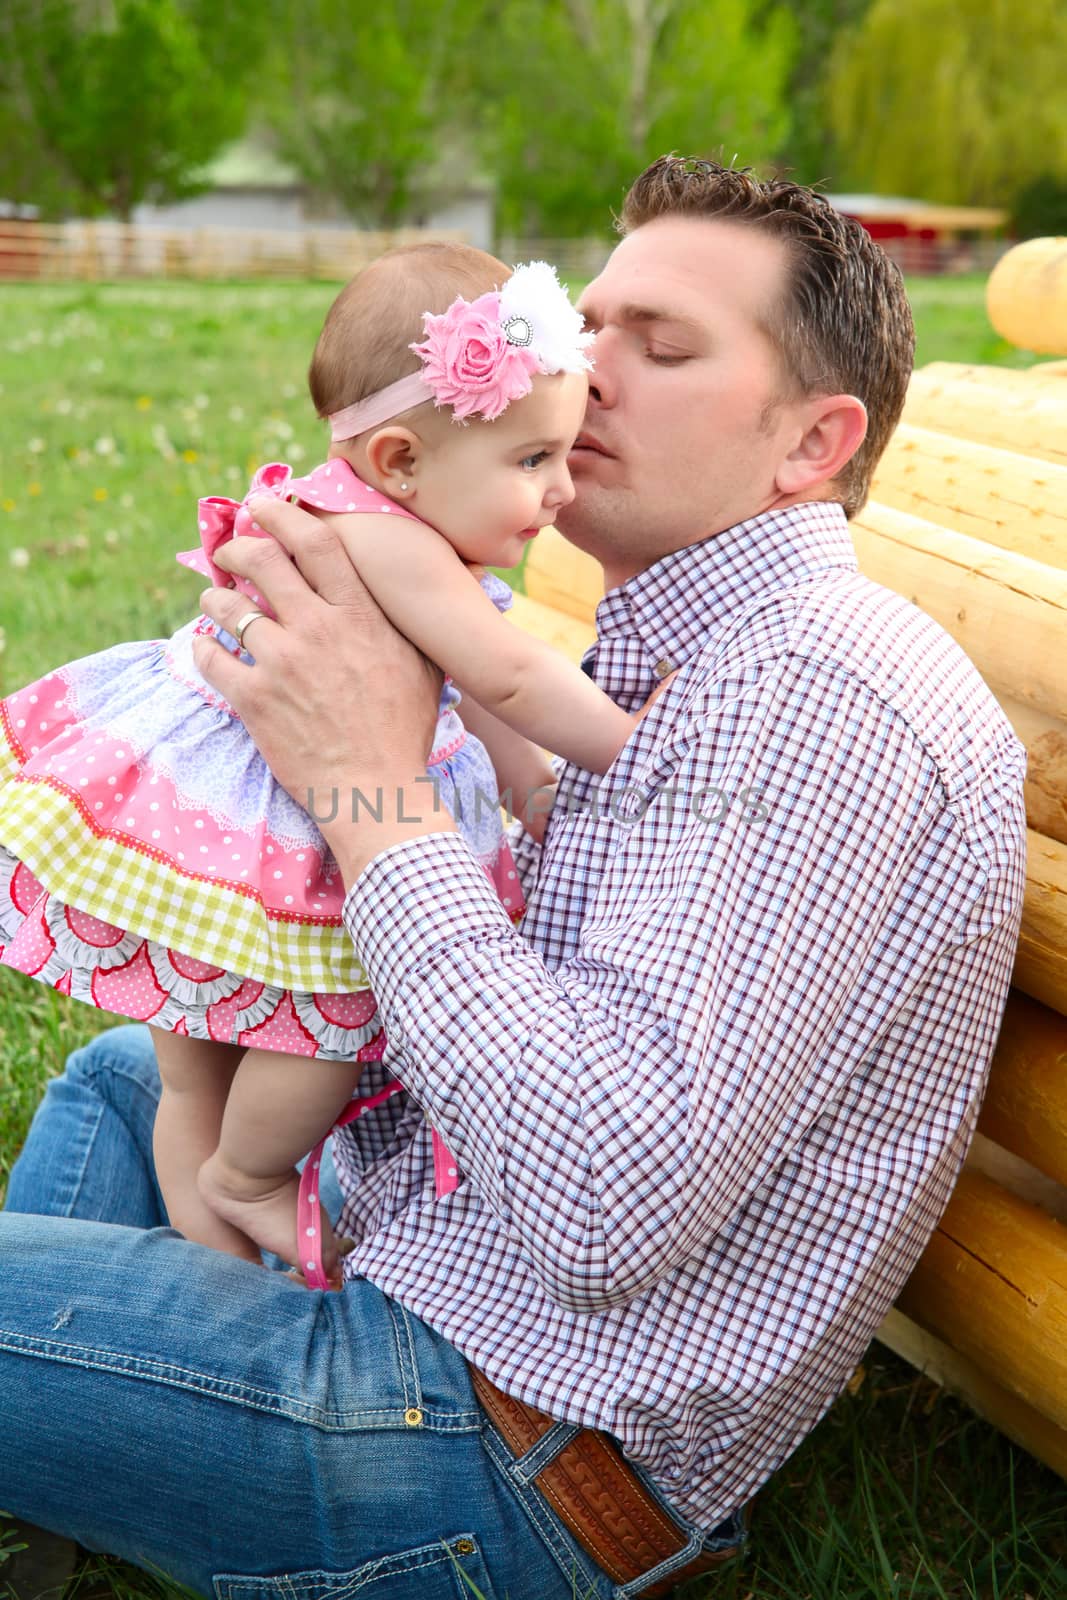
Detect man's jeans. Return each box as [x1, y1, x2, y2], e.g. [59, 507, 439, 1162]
[0, 1025, 634, 1598]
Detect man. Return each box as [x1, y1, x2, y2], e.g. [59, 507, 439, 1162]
[0, 159, 1025, 1598]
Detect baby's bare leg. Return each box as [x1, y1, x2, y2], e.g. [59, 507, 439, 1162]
[150, 1029, 262, 1262]
[197, 1049, 363, 1276]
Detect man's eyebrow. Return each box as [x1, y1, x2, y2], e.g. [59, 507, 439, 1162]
[620, 304, 705, 336]
[580, 301, 706, 338]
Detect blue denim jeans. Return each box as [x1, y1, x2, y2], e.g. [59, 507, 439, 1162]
[0, 1026, 738, 1598]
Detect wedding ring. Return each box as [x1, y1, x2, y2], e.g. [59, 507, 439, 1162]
[233, 608, 268, 649]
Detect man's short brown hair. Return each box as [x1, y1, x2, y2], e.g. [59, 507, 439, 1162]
[619, 156, 915, 518]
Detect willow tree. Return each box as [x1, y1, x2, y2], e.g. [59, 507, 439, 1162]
[827, 0, 1067, 204]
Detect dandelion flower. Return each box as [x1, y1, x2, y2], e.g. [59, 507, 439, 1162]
[182, 449, 198, 464]
[93, 487, 108, 502]
[28, 482, 41, 496]
[136, 396, 153, 411]
[2, 498, 16, 513]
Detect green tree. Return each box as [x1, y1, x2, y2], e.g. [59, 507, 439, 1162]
[771, 0, 874, 183]
[827, 0, 1067, 204]
[475, 0, 797, 237]
[268, 0, 487, 227]
[0, 0, 261, 221]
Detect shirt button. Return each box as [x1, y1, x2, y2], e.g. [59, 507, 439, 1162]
[404, 1407, 424, 1426]
[653, 657, 674, 679]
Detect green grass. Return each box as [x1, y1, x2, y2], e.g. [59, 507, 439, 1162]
[904, 274, 1058, 370]
[2, 276, 1066, 1598]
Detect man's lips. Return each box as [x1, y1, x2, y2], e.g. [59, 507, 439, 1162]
[570, 432, 614, 458]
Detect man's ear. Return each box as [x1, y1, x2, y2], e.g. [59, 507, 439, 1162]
[364, 427, 421, 499]
[775, 395, 868, 500]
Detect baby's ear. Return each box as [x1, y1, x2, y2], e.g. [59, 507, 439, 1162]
[365, 426, 419, 495]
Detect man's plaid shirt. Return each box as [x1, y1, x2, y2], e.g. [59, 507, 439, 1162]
[334, 500, 1027, 1531]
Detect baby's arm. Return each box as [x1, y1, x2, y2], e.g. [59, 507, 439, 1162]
[328, 510, 636, 774]
[451, 691, 557, 845]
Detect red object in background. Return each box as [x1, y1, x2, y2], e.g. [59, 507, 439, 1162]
[854, 217, 940, 272]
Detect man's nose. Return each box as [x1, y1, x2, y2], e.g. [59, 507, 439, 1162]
[585, 329, 614, 407]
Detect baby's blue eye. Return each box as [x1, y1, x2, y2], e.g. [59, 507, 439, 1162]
[520, 451, 549, 471]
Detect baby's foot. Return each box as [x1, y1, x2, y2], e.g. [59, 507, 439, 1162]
[197, 1151, 343, 1283]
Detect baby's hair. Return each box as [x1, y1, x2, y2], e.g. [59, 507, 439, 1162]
[308, 241, 511, 420]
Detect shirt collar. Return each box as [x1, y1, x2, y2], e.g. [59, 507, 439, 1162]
[593, 500, 858, 677]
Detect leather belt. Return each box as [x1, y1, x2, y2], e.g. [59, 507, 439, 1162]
[468, 1364, 743, 1598]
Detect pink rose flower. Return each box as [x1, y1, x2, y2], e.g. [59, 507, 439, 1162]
[412, 292, 540, 421]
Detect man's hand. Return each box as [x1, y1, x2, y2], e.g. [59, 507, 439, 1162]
[191, 495, 454, 885]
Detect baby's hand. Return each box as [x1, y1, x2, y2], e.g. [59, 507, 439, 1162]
[634, 669, 679, 724]
[519, 781, 557, 846]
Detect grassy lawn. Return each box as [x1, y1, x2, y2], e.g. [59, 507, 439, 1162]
[1, 275, 1065, 1598]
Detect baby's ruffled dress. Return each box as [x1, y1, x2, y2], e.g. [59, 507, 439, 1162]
[0, 459, 525, 1274]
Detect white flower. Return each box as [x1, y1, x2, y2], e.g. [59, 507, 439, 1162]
[94, 436, 116, 455]
[499, 261, 595, 376]
[104, 529, 120, 546]
[194, 394, 210, 409]
[27, 437, 45, 453]
[9, 547, 30, 569]
[55, 397, 73, 415]
[228, 406, 245, 423]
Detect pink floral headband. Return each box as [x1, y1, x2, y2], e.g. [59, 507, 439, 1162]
[328, 261, 595, 440]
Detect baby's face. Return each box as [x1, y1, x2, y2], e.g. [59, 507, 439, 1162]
[410, 371, 588, 570]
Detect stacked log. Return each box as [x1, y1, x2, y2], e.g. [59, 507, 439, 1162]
[986, 238, 1067, 356]
[866, 240, 1067, 1474]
